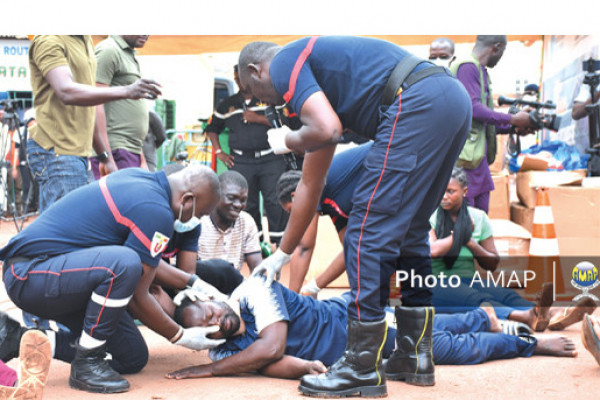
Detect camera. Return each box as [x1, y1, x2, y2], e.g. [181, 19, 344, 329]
[0, 99, 18, 113]
[498, 95, 562, 131]
[583, 58, 600, 86]
[581, 57, 600, 176]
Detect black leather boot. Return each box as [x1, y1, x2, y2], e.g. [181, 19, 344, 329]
[299, 318, 387, 398]
[69, 344, 130, 393]
[0, 311, 27, 362]
[385, 306, 435, 386]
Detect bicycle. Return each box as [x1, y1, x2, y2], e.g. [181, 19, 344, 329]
[0, 99, 37, 232]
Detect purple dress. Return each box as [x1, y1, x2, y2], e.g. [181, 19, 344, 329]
[456, 63, 512, 213]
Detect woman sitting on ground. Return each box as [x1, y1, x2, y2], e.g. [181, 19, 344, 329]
[429, 167, 595, 332]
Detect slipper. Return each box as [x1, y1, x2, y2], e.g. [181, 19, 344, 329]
[549, 297, 597, 331]
[499, 320, 534, 336]
[581, 314, 600, 367]
[532, 282, 554, 332]
[17, 330, 52, 400]
[0, 386, 30, 400]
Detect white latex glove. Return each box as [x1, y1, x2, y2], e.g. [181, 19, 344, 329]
[173, 288, 209, 306]
[251, 248, 292, 287]
[191, 277, 228, 302]
[300, 278, 321, 299]
[267, 126, 292, 154]
[174, 326, 225, 350]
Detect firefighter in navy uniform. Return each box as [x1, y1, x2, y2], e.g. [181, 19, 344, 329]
[239, 36, 472, 397]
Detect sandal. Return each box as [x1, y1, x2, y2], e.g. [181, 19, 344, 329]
[549, 297, 597, 331]
[499, 319, 534, 336]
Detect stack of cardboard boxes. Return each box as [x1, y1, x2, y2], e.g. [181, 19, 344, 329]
[510, 169, 600, 256]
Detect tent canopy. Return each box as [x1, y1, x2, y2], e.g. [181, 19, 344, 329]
[92, 35, 542, 56]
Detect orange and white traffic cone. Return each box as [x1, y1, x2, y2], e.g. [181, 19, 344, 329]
[525, 187, 566, 299]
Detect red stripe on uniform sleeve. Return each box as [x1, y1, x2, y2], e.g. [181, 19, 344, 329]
[283, 36, 319, 104]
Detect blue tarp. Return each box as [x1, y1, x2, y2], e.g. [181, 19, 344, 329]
[509, 140, 590, 172]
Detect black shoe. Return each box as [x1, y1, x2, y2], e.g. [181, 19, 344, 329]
[69, 344, 130, 393]
[299, 318, 387, 398]
[385, 306, 435, 386]
[0, 311, 27, 362]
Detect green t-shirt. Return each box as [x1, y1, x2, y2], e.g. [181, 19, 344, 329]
[29, 35, 96, 156]
[430, 206, 494, 278]
[95, 36, 148, 154]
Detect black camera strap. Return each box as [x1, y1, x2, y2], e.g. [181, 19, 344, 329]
[381, 55, 448, 106]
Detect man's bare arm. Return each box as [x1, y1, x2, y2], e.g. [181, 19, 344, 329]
[175, 250, 198, 275]
[285, 91, 343, 153]
[288, 213, 319, 292]
[278, 146, 335, 255]
[45, 65, 161, 106]
[153, 259, 193, 288]
[166, 322, 288, 379]
[245, 252, 263, 272]
[258, 355, 326, 379]
[128, 263, 182, 340]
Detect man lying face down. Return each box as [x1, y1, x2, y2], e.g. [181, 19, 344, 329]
[164, 276, 576, 381]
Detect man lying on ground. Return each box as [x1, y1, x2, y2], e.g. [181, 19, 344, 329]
[163, 276, 577, 381]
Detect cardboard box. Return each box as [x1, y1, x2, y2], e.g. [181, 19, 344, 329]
[547, 186, 600, 256]
[516, 170, 586, 208]
[486, 219, 531, 285]
[488, 135, 508, 174]
[489, 173, 510, 219]
[582, 177, 600, 188]
[490, 219, 531, 256]
[510, 201, 534, 232]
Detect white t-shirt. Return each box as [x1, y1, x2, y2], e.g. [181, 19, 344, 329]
[197, 211, 261, 270]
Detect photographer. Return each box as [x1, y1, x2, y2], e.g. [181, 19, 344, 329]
[451, 35, 534, 214]
[572, 63, 599, 121]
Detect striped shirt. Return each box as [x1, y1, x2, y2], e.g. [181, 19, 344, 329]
[197, 211, 261, 270]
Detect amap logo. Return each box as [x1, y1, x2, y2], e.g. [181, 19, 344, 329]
[571, 261, 600, 302]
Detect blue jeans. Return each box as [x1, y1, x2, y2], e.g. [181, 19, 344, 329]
[432, 308, 536, 364]
[27, 139, 89, 213]
[432, 277, 533, 320]
[382, 307, 536, 365]
[24, 139, 89, 329]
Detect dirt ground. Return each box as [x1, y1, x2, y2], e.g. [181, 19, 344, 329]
[1, 217, 600, 400]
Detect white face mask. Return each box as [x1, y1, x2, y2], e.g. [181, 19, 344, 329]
[174, 195, 201, 233]
[429, 56, 455, 68]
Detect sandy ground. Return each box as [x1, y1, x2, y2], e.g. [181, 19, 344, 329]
[1, 217, 600, 400]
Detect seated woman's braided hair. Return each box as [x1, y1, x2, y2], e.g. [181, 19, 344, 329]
[276, 170, 302, 205]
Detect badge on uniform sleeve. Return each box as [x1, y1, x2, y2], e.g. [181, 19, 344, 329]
[150, 232, 170, 257]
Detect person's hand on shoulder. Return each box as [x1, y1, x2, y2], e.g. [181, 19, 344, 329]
[251, 249, 292, 286]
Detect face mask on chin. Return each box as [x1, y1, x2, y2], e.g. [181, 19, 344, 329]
[174, 195, 201, 233]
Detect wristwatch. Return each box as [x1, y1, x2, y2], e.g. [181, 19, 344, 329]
[215, 149, 223, 155]
[96, 151, 110, 162]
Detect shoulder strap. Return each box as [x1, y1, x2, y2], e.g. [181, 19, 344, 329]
[381, 54, 423, 106]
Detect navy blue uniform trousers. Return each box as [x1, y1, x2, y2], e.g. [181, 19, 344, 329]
[345, 73, 472, 321]
[3, 246, 147, 373]
[383, 308, 536, 364]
